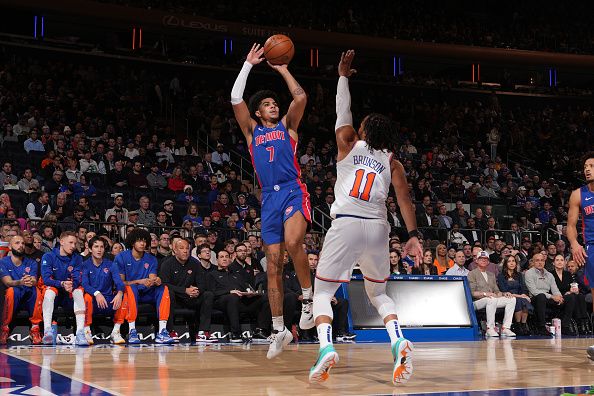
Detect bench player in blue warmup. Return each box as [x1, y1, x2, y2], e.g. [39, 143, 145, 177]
[231, 43, 314, 358]
[40, 231, 88, 346]
[115, 228, 174, 344]
[0, 235, 43, 345]
[82, 236, 127, 345]
[567, 152, 594, 361]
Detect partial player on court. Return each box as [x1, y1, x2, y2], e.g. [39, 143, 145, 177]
[308, 50, 424, 385]
[566, 151, 594, 361]
[231, 37, 314, 359]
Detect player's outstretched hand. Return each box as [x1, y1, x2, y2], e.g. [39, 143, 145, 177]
[246, 43, 265, 65]
[266, 61, 288, 73]
[111, 293, 123, 310]
[403, 236, 424, 267]
[571, 242, 587, 266]
[338, 50, 357, 78]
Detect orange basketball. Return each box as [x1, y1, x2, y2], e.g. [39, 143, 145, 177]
[263, 34, 295, 65]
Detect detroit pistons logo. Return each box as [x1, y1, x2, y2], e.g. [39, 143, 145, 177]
[104, 268, 110, 274]
[144, 263, 149, 269]
[285, 206, 293, 216]
[67, 266, 73, 272]
[25, 267, 30, 273]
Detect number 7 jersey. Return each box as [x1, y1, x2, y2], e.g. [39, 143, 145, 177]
[331, 140, 392, 220]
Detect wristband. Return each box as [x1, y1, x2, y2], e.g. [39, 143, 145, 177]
[408, 229, 420, 239]
[94, 291, 101, 297]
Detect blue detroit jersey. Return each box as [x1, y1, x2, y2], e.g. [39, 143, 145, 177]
[581, 185, 594, 244]
[82, 258, 125, 296]
[0, 256, 38, 281]
[115, 250, 158, 281]
[249, 121, 301, 188]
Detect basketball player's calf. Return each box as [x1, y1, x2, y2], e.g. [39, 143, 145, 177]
[283, 212, 314, 330]
[265, 244, 293, 359]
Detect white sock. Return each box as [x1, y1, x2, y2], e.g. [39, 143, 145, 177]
[302, 287, 313, 300]
[75, 315, 85, 333]
[129, 321, 136, 331]
[42, 290, 56, 332]
[317, 323, 333, 349]
[158, 320, 167, 333]
[272, 316, 284, 332]
[112, 323, 121, 334]
[386, 319, 402, 345]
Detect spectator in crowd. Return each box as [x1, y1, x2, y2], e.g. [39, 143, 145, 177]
[0, 162, 17, 190]
[212, 193, 234, 218]
[105, 193, 128, 224]
[128, 161, 149, 189]
[23, 130, 45, 153]
[168, 167, 186, 192]
[147, 163, 167, 190]
[550, 254, 590, 335]
[137, 196, 156, 226]
[412, 249, 438, 275]
[468, 251, 516, 337]
[524, 252, 564, 336]
[79, 151, 100, 174]
[26, 191, 51, 221]
[177, 185, 199, 204]
[211, 143, 230, 166]
[17, 168, 40, 193]
[433, 244, 453, 275]
[72, 174, 97, 201]
[445, 250, 469, 276]
[437, 204, 453, 229]
[497, 255, 533, 335]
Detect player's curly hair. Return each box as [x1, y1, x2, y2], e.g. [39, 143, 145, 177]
[248, 90, 280, 120]
[362, 113, 399, 154]
[582, 151, 594, 164]
[125, 228, 151, 249]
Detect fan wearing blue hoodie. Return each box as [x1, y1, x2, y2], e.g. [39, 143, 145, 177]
[40, 231, 87, 346]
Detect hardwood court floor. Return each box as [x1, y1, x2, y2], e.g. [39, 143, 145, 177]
[2, 338, 594, 395]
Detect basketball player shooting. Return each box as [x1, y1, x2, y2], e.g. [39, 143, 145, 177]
[566, 152, 594, 361]
[308, 50, 424, 385]
[231, 43, 314, 359]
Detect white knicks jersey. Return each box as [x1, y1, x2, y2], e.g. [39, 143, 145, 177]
[331, 140, 393, 219]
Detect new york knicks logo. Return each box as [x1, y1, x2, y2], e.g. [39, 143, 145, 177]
[67, 266, 73, 272]
[25, 267, 30, 273]
[285, 206, 293, 216]
[144, 263, 149, 269]
[104, 267, 110, 273]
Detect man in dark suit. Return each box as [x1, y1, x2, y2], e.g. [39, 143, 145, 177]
[462, 217, 482, 245]
[416, 205, 433, 228]
[505, 222, 522, 248]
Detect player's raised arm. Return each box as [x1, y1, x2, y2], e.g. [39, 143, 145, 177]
[335, 50, 359, 161]
[268, 62, 306, 134]
[567, 188, 587, 265]
[391, 159, 423, 265]
[231, 44, 263, 141]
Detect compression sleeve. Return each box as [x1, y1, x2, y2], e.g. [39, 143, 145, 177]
[335, 76, 353, 131]
[230, 62, 253, 105]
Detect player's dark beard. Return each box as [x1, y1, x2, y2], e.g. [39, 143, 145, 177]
[11, 248, 25, 257]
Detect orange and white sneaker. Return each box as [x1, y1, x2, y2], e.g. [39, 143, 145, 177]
[391, 338, 414, 385]
[29, 326, 42, 345]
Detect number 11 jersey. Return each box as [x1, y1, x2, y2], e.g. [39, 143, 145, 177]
[331, 140, 392, 220]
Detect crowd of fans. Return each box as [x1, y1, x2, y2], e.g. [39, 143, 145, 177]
[98, 0, 594, 54]
[0, 41, 592, 342]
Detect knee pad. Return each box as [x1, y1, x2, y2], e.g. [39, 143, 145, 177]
[364, 280, 396, 319]
[312, 278, 340, 320]
[44, 288, 56, 302]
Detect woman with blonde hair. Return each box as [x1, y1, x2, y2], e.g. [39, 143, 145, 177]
[433, 243, 453, 275]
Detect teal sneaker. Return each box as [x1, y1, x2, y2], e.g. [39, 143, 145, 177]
[308, 345, 339, 383]
[392, 338, 414, 385]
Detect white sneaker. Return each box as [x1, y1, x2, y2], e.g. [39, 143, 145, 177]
[84, 329, 94, 345]
[299, 300, 315, 330]
[266, 327, 293, 359]
[111, 331, 125, 345]
[500, 328, 516, 337]
[485, 328, 499, 337]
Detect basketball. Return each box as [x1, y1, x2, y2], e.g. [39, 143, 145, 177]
[263, 34, 295, 65]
